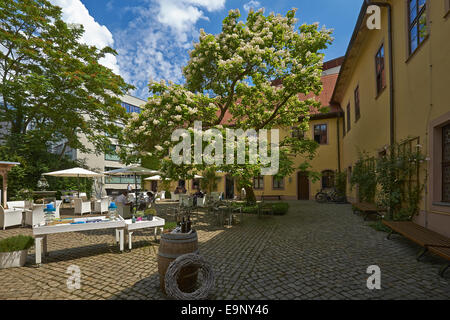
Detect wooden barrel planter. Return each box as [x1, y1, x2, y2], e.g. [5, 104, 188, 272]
[158, 230, 199, 294]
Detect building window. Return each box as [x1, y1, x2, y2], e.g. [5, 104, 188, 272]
[375, 44, 386, 94]
[314, 124, 327, 144]
[346, 103, 351, 132]
[104, 167, 135, 184]
[322, 170, 335, 189]
[273, 177, 284, 190]
[105, 145, 120, 161]
[122, 102, 141, 114]
[253, 176, 264, 190]
[354, 86, 360, 122]
[408, 0, 427, 55]
[443, 124, 450, 202]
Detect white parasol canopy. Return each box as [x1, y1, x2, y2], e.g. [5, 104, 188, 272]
[43, 167, 103, 198]
[103, 165, 159, 176]
[43, 167, 103, 178]
[144, 175, 170, 181]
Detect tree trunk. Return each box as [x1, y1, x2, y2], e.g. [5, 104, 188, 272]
[244, 185, 256, 205]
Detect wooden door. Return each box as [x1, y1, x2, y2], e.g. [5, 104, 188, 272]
[225, 175, 235, 199]
[297, 172, 309, 200]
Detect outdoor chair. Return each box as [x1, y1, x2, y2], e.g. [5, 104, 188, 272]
[24, 204, 46, 227]
[0, 205, 24, 230]
[117, 203, 132, 219]
[157, 190, 165, 200]
[74, 197, 91, 215]
[94, 197, 109, 213]
[170, 192, 180, 201]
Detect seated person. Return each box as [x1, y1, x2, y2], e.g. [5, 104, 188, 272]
[116, 191, 132, 207]
[146, 191, 155, 203]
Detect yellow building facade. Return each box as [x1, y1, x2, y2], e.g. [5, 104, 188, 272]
[331, 0, 450, 237]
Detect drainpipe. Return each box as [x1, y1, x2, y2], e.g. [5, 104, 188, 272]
[365, 0, 394, 146]
[337, 110, 342, 173]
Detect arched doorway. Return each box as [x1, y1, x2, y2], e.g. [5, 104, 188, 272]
[297, 172, 309, 200]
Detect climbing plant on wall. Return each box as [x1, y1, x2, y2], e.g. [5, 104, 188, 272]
[376, 139, 426, 221]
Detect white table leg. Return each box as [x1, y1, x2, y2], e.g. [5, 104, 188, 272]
[119, 228, 124, 252]
[128, 231, 133, 250]
[35, 237, 42, 265]
[154, 227, 158, 242]
[43, 235, 48, 256]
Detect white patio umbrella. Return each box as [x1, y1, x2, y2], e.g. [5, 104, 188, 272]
[144, 175, 171, 181]
[103, 165, 159, 210]
[43, 167, 103, 197]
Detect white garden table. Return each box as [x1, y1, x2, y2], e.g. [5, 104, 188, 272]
[121, 216, 165, 250]
[33, 216, 126, 265]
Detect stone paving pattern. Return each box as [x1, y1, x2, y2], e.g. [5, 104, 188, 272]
[0, 201, 448, 300]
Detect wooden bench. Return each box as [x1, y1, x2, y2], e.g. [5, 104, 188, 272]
[352, 202, 387, 221]
[260, 195, 282, 201]
[382, 220, 450, 277]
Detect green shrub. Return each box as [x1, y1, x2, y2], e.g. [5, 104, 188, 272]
[164, 221, 177, 230]
[165, 191, 171, 199]
[0, 235, 34, 253]
[368, 221, 392, 233]
[271, 202, 290, 215]
[241, 205, 258, 214]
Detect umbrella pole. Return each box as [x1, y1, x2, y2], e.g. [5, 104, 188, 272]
[78, 174, 80, 198]
[134, 174, 138, 214]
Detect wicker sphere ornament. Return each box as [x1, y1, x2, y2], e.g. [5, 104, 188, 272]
[164, 253, 215, 300]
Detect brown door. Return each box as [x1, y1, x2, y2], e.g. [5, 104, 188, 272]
[297, 172, 309, 200]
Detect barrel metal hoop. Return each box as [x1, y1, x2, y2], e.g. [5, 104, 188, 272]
[158, 249, 199, 259]
[160, 238, 198, 244]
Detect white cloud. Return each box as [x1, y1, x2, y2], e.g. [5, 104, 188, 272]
[50, 0, 120, 74]
[243, 0, 261, 12]
[114, 0, 226, 98]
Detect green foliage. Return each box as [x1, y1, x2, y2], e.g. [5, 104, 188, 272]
[376, 142, 426, 221]
[234, 202, 289, 215]
[368, 221, 392, 233]
[271, 202, 289, 215]
[335, 171, 347, 198]
[0, 235, 34, 253]
[351, 140, 426, 221]
[164, 221, 177, 230]
[200, 167, 221, 193]
[350, 152, 377, 203]
[0, 0, 132, 199]
[0, 145, 93, 199]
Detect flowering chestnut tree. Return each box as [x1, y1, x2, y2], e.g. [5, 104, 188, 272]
[121, 8, 333, 203]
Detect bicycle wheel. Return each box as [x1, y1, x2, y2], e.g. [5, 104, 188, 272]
[315, 192, 327, 203]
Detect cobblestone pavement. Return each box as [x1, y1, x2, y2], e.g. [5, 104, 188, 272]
[0, 201, 448, 300]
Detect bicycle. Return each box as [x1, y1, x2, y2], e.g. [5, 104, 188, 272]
[315, 188, 345, 203]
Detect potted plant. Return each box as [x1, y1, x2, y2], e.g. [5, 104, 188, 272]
[0, 235, 34, 269]
[144, 208, 157, 220]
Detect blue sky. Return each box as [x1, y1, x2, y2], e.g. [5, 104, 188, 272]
[51, 0, 363, 99]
